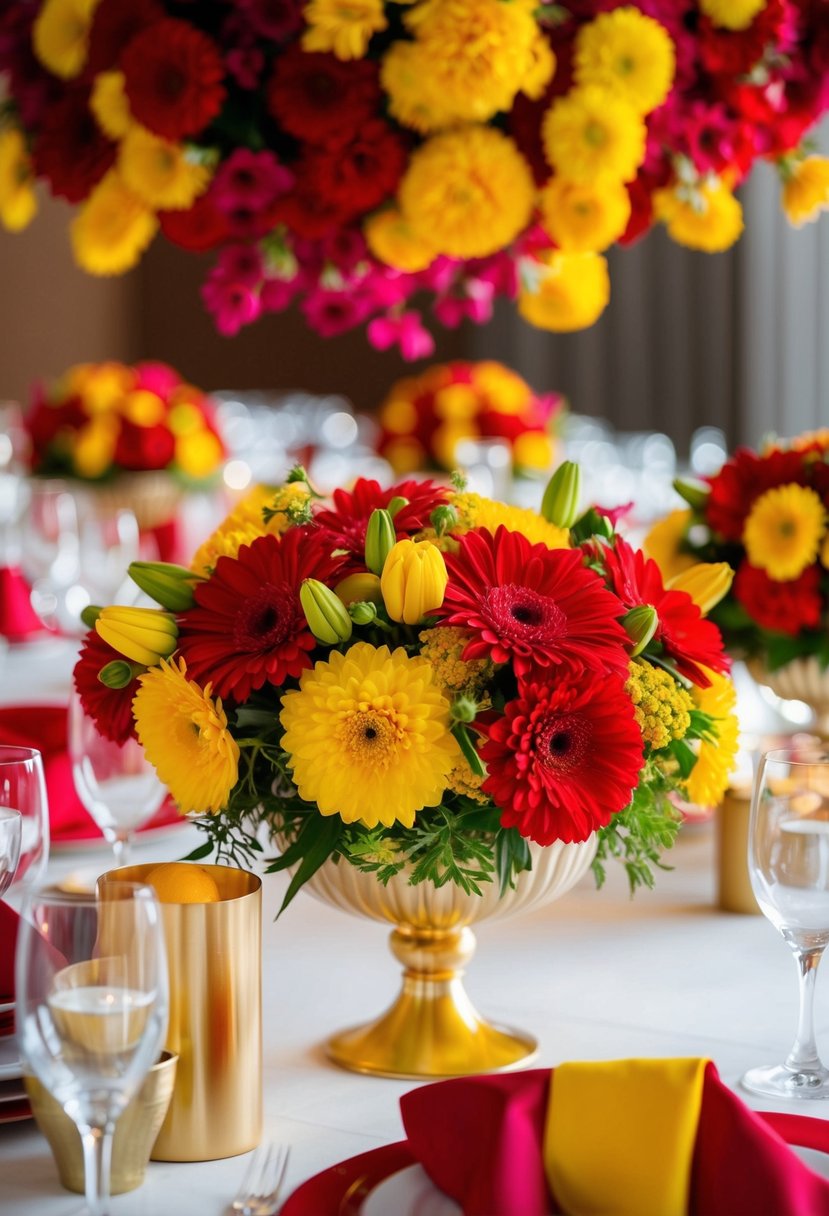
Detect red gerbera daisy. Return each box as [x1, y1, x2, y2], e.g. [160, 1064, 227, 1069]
[34, 85, 115, 203]
[176, 529, 343, 702]
[601, 537, 728, 686]
[267, 47, 380, 144]
[438, 527, 630, 678]
[480, 670, 644, 845]
[733, 562, 822, 637]
[121, 19, 226, 141]
[85, 0, 163, 77]
[706, 446, 807, 541]
[73, 630, 140, 746]
[158, 188, 229, 252]
[313, 477, 450, 560]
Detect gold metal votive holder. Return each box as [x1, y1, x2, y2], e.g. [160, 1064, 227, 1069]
[101, 863, 262, 1161]
[716, 786, 760, 914]
[25, 1051, 178, 1195]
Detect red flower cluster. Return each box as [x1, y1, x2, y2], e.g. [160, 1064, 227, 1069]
[313, 477, 449, 562]
[73, 630, 141, 745]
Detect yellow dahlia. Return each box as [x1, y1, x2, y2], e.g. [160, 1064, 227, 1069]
[279, 642, 460, 829]
[66, 360, 135, 410]
[654, 178, 744, 252]
[0, 128, 37, 233]
[699, 0, 767, 31]
[70, 171, 158, 275]
[625, 659, 693, 751]
[539, 177, 631, 253]
[473, 362, 534, 414]
[542, 85, 647, 184]
[643, 508, 697, 581]
[302, 0, 386, 60]
[121, 389, 165, 426]
[782, 156, 829, 228]
[190, 483, 305, 575]
[743, 483, 826, 582]
[175, 430, 224, 479]
[32, 0, 99, 79]
[133, 658, 239, 814]
[364, 207, 436, 272]
[399, 126, 535, 260]
[574, 7, 675, 115]
[72, 417, 118, 478]
[119, 127, 210, 211]
[418, 625, 493, 698]
[381, 42, 444, 134]
[686, 668, 739, 809]
[451, 492, 570, 550]
[518, 251, 610, 332]
[90, 70, 132, 139]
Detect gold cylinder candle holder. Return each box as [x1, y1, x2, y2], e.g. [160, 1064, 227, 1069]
[716, 787, 760, 914]
[100, 864, 262, 1161]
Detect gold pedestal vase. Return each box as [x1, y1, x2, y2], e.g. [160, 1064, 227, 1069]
[299, 836, 597, 1080]
[747, 657, 829, 738]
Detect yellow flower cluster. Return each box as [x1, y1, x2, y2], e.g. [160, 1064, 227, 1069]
[626, 659, 693, 751]
[445, 760, 489, 805]
[685, 668, 739, 808]
[190, 483, 308, 576]
[742, 483, 827, 582]
[418, 625, 493, 697]
[0, 129, 37, 233]
[653, 178, 744, 253]
[302, 0, 387, 60]
[450, 492, 570, 551]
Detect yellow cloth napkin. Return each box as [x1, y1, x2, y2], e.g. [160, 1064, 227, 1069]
[543, 1057, 708, 1216]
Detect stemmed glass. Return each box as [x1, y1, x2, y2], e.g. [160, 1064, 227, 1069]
[20, 479, 81, 632]
[0, 747, 49, 893]
[16, 882, 168, 1216]
[0, 808, 22, 897]
[69, 692, 167, 868]
[742, 746, 829, 1099]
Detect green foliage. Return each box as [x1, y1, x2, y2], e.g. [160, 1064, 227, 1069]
[593, 777, 681, 894]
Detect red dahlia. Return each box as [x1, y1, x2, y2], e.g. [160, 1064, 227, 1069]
[34, 86, 115, 203]
[176, 529, 343, 702]
[267, 47, 381, 144]
[733, 562, 822, 636]
[73, 631, 140, 746]
[480, 670, 644, 845]
[313, 477, 450, 560]
[159, 189, 229, 252]
[602, 537, 728, 687]
[438, 527, 630, 678]
[85, 0, 163, 77]
[305, 120, 408, 216]
[121, 19, 225, 141]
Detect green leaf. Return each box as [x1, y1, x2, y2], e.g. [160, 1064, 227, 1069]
[452, 723, 486, 778]
[181, 839, 214, 862]
[276, 816, 343, 917]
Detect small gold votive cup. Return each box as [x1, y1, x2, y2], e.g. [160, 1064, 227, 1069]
[716, 786, 760, 914]
[25, 1051, 177, 1195]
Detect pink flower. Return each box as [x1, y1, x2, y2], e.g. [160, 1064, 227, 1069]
[216, 243, 264, 286]
[367, 312, 435, 361]
[236, 0, 303, 41]
[319, 229, 368, 273]
[433, 279, 495, 329]
[202, 267, 261, 336]
[213, 149, 294, 214]
[226, 45, 265, 90]
[134, 362, 181, 397]
[261, 276, 300, 312]
[301, 288, 372, 337]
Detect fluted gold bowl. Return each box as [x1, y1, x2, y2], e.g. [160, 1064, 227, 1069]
[296, 835, 597, 1079]
[747, 656, 829, 737]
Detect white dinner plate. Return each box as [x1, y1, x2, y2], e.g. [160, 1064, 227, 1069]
[0, 999, 13, 1015]
[361, 1165, 461, 1216]
[0, 1036, 22, 1082]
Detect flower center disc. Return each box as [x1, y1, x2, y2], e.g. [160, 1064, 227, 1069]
[485, 584, 567, 642]
[234, 582, 295, 649]
[538, 712, 591, 774]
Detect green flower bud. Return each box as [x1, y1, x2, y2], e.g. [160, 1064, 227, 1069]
[430, 503, 458, 537]
[673, 476, 710, 510]
[623, 605, 659, 658]
[128, 561, 204, 612]
[364, 508, 396, 575]
[386, 496, 409, 518]
[541, 461, 581, 528]
[300, 578, 353, 645]
[97, 659, 143, 689]
[349, 601, 378, 626]
[451, 694, 478, 724]
[80, 604, 102, 629]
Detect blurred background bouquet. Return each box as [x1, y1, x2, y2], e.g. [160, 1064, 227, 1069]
[74, 462, 739, 911]
[0, 1, 827, 359]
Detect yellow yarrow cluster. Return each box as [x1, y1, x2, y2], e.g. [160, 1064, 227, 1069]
[450, 492, 570, 550]
[445, 760, 489, 805]
[0, 128, 38, 233]
[653, 177, 744, 253]
[686, 667, 739, 808]
[742, 483, 827, 581]
[418, 625, 493, 697]
[190, 483, 308, 576]
[626, 660, 693, 751]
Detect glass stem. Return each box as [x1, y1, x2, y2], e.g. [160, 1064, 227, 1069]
[112, 832, 131, 869]
[785, 945, 825, 1074]
[80, 1123, 114, 1216]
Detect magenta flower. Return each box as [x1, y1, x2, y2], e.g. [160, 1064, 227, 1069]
[214, 149, 294, 214]
[367, 311, 435, 361]
[260, 276, 300, 312]
[301, 288, 372, 337]
[236, 0, 303, 41]
[202, 267, 261, 336]
[134, 362, 181, 397]
[216, 243, 265, 286]
[434, 279, 495, 329]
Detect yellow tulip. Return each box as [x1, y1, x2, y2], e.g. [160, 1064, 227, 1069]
[95, 606, 178, 667]
[334, 572, 383, 606]
[381, 539, 448, 625]
[667, 562, 734, 616]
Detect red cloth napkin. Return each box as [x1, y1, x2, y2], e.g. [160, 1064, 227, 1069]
[400, 1065, 829, 1216]
[0, 705, 93, 838]
[0, 899, 19, 1007]
[0, 566, 50, 642]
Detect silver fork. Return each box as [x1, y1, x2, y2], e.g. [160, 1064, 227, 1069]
[231, 1142, 291, 1216]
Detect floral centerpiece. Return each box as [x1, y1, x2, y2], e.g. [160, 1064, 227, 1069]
[1, 2, 827, 358]
[376, 360, 564, 477]
[75, 463, 738, 908]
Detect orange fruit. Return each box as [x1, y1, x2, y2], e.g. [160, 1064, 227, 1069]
[146, 862, 221, 905]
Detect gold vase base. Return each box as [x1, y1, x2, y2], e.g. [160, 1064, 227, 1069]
[325, 978, 538, 1080]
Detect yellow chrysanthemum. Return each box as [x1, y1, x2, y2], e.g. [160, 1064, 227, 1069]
[781, 156, 829, 228]
[364, 207, 436, 272]
[189, 483, 306, 575]
[279, 642, 460, 829]
[451, 492, 570, 550]
[70, 171, 158, 275]
[743, 483, 826, 582]
[72, 416, 118, 478]
[539, 176, 631, 253]
[121, 389, 165, 426]
[302, 0, 386, 60]
[65, 361, 135, 411]
[542, 85, 647, 184]
[626, 659, 693, 751]
[699, 0, 766, 31]
[653, 178, 744, 253]
[513, 430, 555, 471]
[175, 430, 224, 479]
[574, 7, 675, 115]
[472, 362, 534, 414]
[686, 668, 739, 808]
[524, 29, 557, 101]
[381, 42, 444, 134]
[32, 0, 99, 79]
[418, 625, 494, 697]
[90, 70, 132, 139]
[398, 126, 535, 260]
[0, 128, 37, 233]
[119, 127, 210, 211]
[518, 250, 610, 333]
[133, 657, 239, 814]
[643, 508, 697, 581]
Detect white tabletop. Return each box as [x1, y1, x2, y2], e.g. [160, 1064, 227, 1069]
[2, 642, 829, 1212]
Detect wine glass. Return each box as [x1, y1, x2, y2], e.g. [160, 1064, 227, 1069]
[16, 882, 168, 1216]
[69, 692, 166, 868]
[0, 807, 21, 897]
[0, 746, 49, 893]
[742, 746, 829, 1099]
[19, 479, 81, 632]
